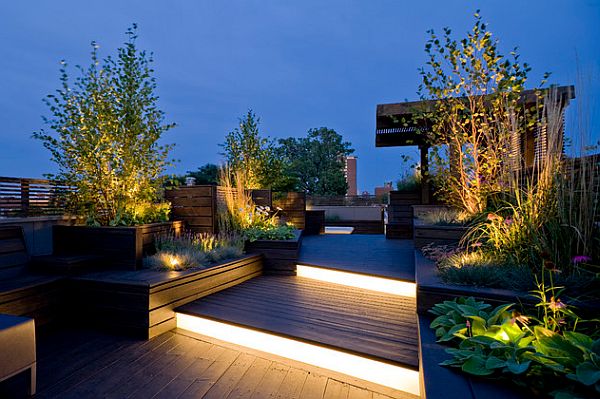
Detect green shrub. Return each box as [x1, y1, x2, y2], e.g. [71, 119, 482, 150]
[244, 225, 296, 242]
[34, 25, 175, 226]
[429, 273, 600, 398]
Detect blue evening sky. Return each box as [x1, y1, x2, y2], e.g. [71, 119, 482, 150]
[1, 1, 598, 192]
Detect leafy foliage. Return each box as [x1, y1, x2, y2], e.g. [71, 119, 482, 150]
[221, 110, 291, 190]
[429, 277, 600, 398]
[278, 127, 354, 195]
[218, 168, 295, 241]
[244, 225, 295, 242]
[418, 11, 535, 216]
[34, 25, 174, 226]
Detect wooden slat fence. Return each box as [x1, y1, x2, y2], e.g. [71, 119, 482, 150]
[165, 185, 216, 233]
[0, 177, 75, 217]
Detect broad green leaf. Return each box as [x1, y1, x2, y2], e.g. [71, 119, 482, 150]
[485, 356, 506, 370]
[468, 335, 498, 347]
[487, 303, 514, 325]
[458, 304, 483, 317]
[564, 331, 593, 352]
[440, 324, 467, 342]
[462, 356, 494, 376]
[506, 358, 530, 374]
[575, 362, 600, 386]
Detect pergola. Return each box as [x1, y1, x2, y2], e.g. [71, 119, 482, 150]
[375, 85, 575, 204]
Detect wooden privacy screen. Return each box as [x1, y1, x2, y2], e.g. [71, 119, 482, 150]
[273, 192, 306, 230]
[165, 185, 217, 233]
[0, 177, 75, 217]
[166, 186, 306, 233]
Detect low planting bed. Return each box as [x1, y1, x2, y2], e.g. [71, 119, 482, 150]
[416, 250, 600, 398]
[71, 254, 262, 339]
[245, 229, 302, 275]
[415, 251, 533, 314]
[416, 251, 533, 399]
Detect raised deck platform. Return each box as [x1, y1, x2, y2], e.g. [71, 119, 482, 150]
[177, 275, 418, 368]
[298, 235, 415, 281]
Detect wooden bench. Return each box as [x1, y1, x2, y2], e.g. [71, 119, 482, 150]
[0, 226, 67, 329]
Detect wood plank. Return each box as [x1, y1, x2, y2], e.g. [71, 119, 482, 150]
[299, 372, 328, 399]
[153, 344, 228, 399]
[274, 367, 309, 399]
[202, 352, 255, 398]
[197, 295, 418, 343]
[324, 379, 350, 399]
[49, 332, 181, 398]
[250, 362, 290, 399]
[227, 357, 272, 398]
[178, 348, 240, 398]
[348, 386, 373, 399]
[172, 206, 213, 217]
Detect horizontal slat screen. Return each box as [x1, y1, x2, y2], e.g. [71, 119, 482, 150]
[0, 176, 75, 217]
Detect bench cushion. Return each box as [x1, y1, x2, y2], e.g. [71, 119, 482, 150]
[0, 314, 35, 379]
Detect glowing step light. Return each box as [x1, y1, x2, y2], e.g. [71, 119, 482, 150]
[296, 265, 416, 298]
[176, 313, 420, 396]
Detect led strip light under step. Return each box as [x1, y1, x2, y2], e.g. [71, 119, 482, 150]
[296, 264, 416, 297]
[176, 313, 420, 396]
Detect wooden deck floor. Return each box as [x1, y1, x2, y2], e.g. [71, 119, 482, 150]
[177, 275, 419, 368]
[299, 235, 415, 281]
[0, 328, 416, 399]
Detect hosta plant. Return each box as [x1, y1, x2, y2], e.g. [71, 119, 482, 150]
[430, 291, 600, 398]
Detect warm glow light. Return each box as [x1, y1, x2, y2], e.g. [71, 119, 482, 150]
[176, 313, 420, 396]
[168, 255, 180, 267]
[296, 265, 416, 297]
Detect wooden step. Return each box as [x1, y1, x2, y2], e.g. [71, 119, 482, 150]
[176, 275, 419, 369]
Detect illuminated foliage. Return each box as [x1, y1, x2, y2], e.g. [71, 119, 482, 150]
[418, 11, 536, 215]
[34, 25, 174, 225]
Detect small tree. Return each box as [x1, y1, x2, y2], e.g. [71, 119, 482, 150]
[418, 11, 533, 215]
[278, 127, 354, 195]
[221, 110, 290, 190]
[34, 25, 175, 225]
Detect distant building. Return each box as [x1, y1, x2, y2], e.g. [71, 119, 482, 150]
[345, 156, 358, 196]
[375, 182, 393, 198]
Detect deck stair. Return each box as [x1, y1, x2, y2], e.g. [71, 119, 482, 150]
[175, 265, 420, 397]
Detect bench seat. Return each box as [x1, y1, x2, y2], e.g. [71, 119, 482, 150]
[0, 273, 66, 327]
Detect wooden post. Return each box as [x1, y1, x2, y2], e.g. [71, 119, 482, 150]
[419, 145, 430, 205]
[20, 179, 30, 217]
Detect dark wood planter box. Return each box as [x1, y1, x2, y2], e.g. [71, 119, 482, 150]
[53, 221, 185, 270]
[415, 251, 539, 399]
[413, 222, 468, 249]
[71, 254, 263, 339]
[245, 230, 303, 275]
